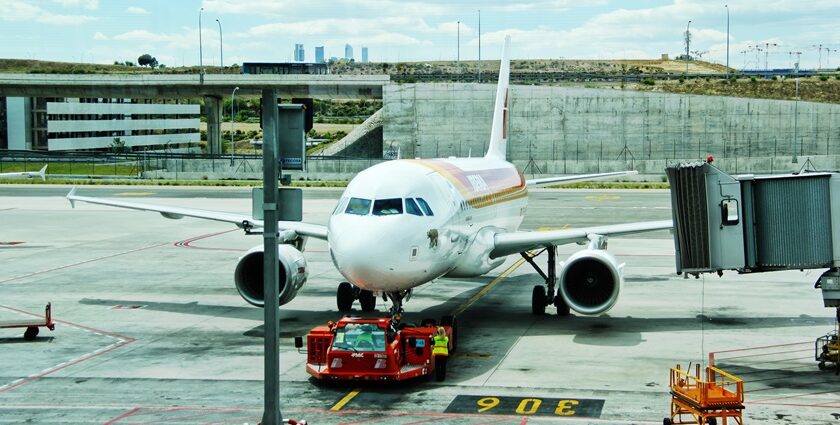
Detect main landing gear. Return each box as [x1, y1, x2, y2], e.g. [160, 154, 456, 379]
[336, 281, 377, 312]
[521, 245, 570, 316]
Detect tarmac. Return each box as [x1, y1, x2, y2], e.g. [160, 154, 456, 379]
[0, 185, 838, 424]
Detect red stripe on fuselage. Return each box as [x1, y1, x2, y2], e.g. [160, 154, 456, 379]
[409, 159, 526, 208]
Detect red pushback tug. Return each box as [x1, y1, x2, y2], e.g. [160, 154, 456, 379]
[296, 315, 456, 381]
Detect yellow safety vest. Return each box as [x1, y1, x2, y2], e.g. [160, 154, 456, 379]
[432, 335, 449, 356]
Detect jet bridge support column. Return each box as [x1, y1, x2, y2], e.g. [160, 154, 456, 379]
[204, 95, 223, 155]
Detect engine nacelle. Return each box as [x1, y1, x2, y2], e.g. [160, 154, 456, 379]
[234, 244, 308, 307]
[558, 249, 623, 315]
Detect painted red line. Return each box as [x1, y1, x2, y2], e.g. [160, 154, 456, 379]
[173, 229, 240, 251]
[202, 415, 262, 425]
[710, 341, 812, 355]
[0, 241, 24, 245]
[0, 242, 168, 284]
[338, 413, 410, 425]
[103, 406, 142, 425]
[749, 387, 840, 403]
[399, 417, 442, 425]
[137, 409, 244, 424]
[747, 377, 840, 393]
[470, 418, 511, 425]
[714, 348, 812, 361]
[715, 362, 814, 376]
[749, 400, 840, 409]
[0, 305, 136, 394]
[519, 417, 528, 425]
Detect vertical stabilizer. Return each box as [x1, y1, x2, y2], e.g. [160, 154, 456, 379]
[486, 35, 511, 160]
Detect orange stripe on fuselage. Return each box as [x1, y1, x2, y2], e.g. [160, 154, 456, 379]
[409, 159, 527, 209]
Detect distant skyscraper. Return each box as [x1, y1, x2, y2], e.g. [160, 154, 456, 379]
[361, 47, 369, 63]
[344, 44, 353, 60]
[315, 46, 325, 63]
[294, 44, 304, 62]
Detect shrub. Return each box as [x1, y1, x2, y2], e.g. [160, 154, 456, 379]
[641, 78, 655, 86]
[819, 75, 829, 81]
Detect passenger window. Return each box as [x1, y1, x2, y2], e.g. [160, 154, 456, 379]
[345, 197, 372, 215]
[373, 198, 403, 216]
[416, 198, 434, 216]
[405, 198, 423, 216]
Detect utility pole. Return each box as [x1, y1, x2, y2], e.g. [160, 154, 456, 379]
[763, 42, 778, 71]
[478, 9, 481, 83]
[792, 78, 800, 163]
[812, 44, 824, 70]
[230, 86, 239, 164]
[685, 20, 692, 74]
[457, 20, 460, 82]
[216, 19, 223, 73]
[199, 7, 204, 83]
[725, 4, 730, 70]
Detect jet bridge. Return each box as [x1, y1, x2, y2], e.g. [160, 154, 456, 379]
[665, 160, 840, 308]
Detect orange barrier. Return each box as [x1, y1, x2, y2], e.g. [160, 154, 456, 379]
[665, 364, 744, 425]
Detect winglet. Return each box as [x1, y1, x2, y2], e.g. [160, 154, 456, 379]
[37, 164, 47, 181]
[67, 187, 77, 208]
[486, 35, 511, 160]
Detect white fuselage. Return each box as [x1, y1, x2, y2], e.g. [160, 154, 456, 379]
[328, 157, 528, 292]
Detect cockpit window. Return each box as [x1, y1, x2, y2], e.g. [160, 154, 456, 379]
[345, 197, 372, 215]
[373, 198, 403, 216]
[416, 198, 434, 216]
[405, 198, 423, 216]
[333, 197, 349, 216]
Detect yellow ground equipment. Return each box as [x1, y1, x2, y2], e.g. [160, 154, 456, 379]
[664, 364, 744, 425]
[815, 310, 839, 374]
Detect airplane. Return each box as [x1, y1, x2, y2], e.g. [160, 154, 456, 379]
[1, 165, 47, 181]
[67, 36, 672, 318]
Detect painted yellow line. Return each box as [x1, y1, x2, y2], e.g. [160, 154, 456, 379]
[330, 388, 361, 411]
[114, 191, 155, 196]
[451, 257, 528, 317]
[585, 194, 621, 201]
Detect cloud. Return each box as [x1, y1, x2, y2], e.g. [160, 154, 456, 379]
[202, 0, 448, 17]
[126, 6, 149, 15]
[487, 0, 606, 13]
[3, 1, 96, 25]
[50, 0, 98, 9]
[93, 31, 108, 40]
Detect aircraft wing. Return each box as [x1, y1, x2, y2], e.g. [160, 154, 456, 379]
[66, 187, 329, 240]
[525, 170, 637, 186]
[490, 220, 672, 258]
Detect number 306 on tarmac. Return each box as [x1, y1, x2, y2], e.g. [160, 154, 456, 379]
[444, 395, 605, 418]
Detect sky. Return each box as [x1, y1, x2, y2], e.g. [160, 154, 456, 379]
[2, 0, 840, 70]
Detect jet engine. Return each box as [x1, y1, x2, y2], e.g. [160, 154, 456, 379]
[558, 249, 623, 315]
[234, 244, 308, 307]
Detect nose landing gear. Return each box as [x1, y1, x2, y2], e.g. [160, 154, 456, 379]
[336, 281, 377, 312]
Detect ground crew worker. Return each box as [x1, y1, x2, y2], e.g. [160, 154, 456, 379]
[432, 326, 449, 381]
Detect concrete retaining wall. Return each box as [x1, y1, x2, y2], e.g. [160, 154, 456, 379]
[384, 83, 840, 165]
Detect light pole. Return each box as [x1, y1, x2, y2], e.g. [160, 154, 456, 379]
[457, 20, 460, 82]
[725, 5, 730, 71]
[478, 9, 481, 83]
[216, 18, 223, 73]
[230, 86, 239, 164]
[199, 7, 204, 83]
[685, 20, 692, 74]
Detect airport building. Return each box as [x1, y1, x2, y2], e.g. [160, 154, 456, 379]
[1, 97, 200, 152]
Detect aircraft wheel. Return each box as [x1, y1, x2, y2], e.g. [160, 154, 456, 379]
[337, 282, 354, 311]
[818, 361, 827, 370]
[359, 289, 376, 312]
[23, 326, 39, 341]
[531, 285, 546, 315]
[441, 315, 457, 353]
[554, 294, 571, 316]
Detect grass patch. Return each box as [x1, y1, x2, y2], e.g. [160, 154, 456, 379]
[0, 178, 349, 187]
[547, 181, 670, 189]
[0, 162, 141, 176]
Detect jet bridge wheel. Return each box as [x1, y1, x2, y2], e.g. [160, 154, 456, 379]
[337, 281, 354, 311]
[531, 285, 547, 315]
[359, 289, 376, 312]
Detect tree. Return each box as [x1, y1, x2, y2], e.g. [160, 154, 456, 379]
[137, 54, 158, 68]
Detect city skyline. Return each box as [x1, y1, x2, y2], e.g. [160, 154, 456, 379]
[1, 1, 839, 69]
